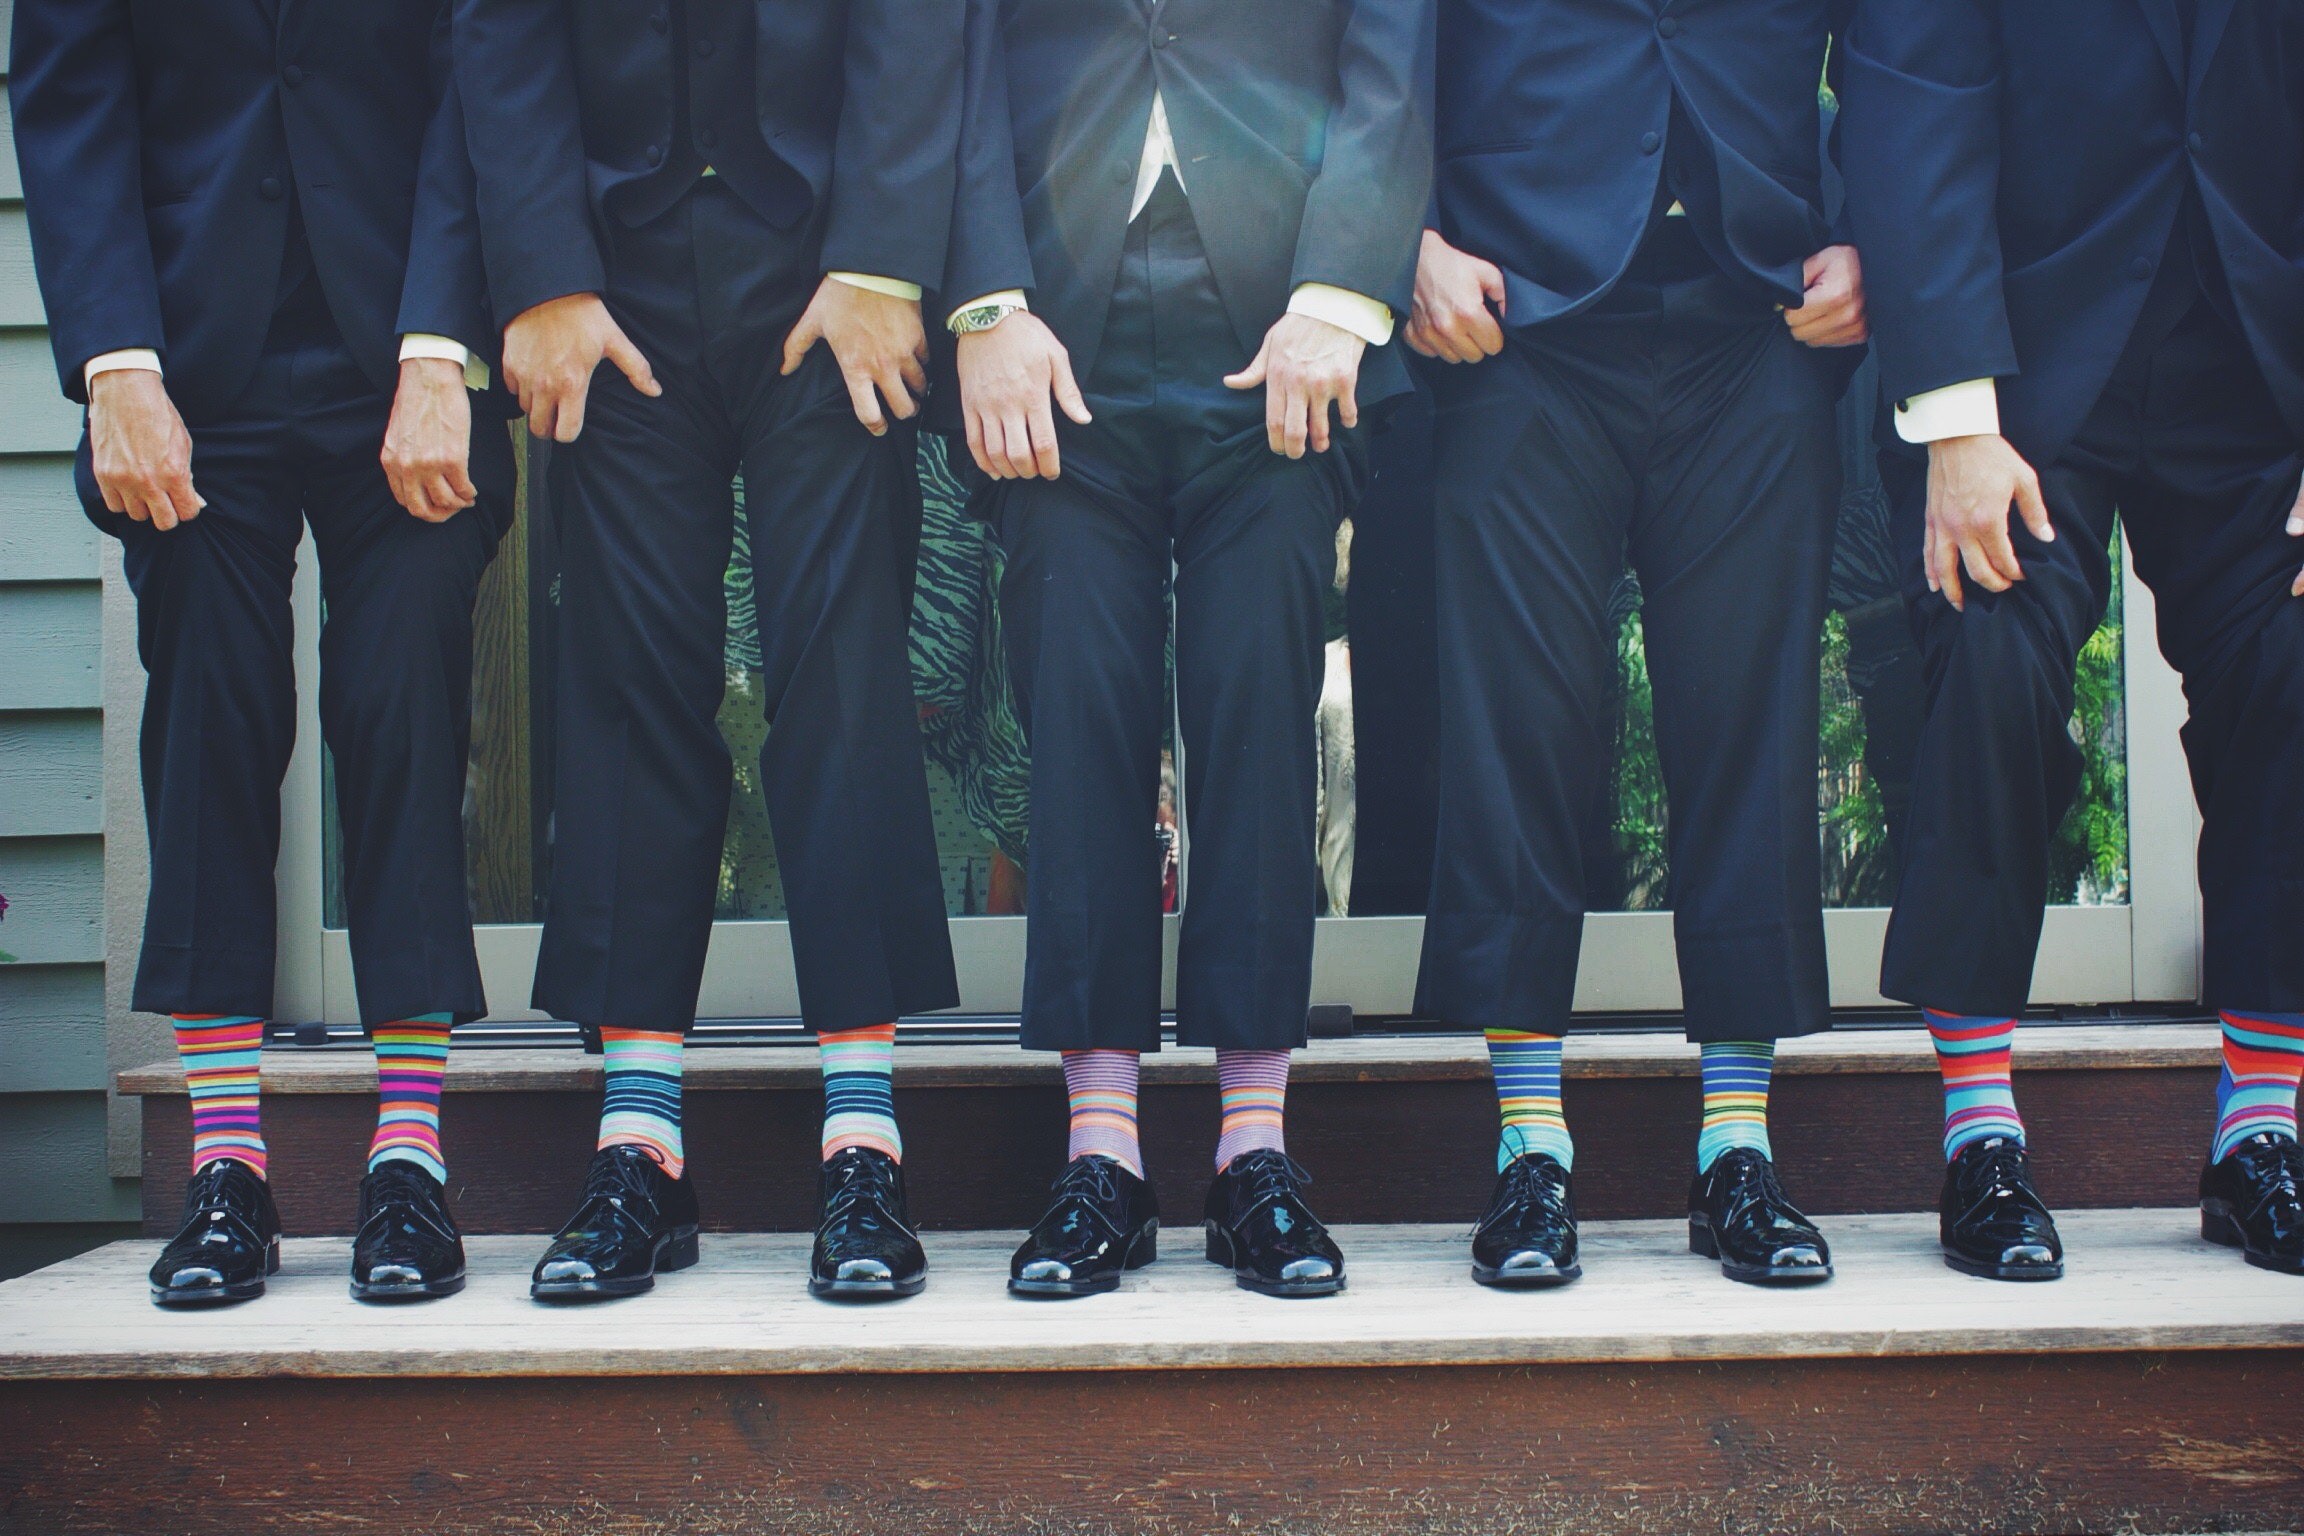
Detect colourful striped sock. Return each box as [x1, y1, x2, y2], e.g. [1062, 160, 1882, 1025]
[2212, 1010, 2304, 1162]
[1696, 1041, 1775, 1172]
[1062, 1050, 1144, 1178]
[174, 1014, 268, 1178]
[1214, 1049, 1290, 1170]
[1925, 1010, 2026, 1161]
[597, 1028, 686, 1178]
[821, 1022, 902, 1163]
[1487, 1028, 1573, 1171]
[368, 1013, 453, 1182]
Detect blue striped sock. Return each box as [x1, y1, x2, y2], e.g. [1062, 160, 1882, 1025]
[597, 1028, 686, 1178]
[821, 1023, 901, 1163]
[2213, 1011, 2304, 1163]
[1696, 1042, 1775, 1172]
[1486, 1029, 1573, 1171]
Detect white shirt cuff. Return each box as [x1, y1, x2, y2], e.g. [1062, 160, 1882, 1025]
[84, 349, 162, 389]
[1288, 283, 1394, 347]
[829, 272, 924, 303]
[1896, 377, 2000, 445]
[947, 289, 1030, 332]
[399, 333, 491, 392]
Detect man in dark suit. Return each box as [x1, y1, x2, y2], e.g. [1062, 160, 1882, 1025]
[1410, 0, 1867, 1290]
[1841, 0, 2304, 1281]
[13, 0, 511, 1306]
[946, 0, 1431, 1301]
[451, 0, 962, 1303]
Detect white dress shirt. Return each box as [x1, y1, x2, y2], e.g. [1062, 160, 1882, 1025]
[1894, 376, 2003, 444]
[86, 336, 491, 393]
[951, 91, 1395, 345]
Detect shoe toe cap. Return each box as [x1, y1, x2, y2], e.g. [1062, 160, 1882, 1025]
[160, 1265, 226, 1292]
[1279, 1255, 1339, 1284]
[1998, 1242, 2059, 1268]
[1016, 1257, 1076, 1285]
[536, 1257, 598, 1286]
[362, 1262, 425, 1287]
[1496, 1249, 1568, 1279]
[1770, 1242, 1829, 1271]
[833, 1257, 894, 1285]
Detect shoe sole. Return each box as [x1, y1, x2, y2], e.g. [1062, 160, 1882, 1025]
[1688, 1216, 1833, 1286]
[151, 1240, 281, 1308]
[1009, 1224, 1160, 1299]
[810, 1272, 928, 1301]
[2203, 1206, 2304, 1275]
[351, 1272, 468, 1302]
[530, 1227, 700, 1303]
[1471, 1259, 1582, 1289]
[1204, 1222, 1345, 1298]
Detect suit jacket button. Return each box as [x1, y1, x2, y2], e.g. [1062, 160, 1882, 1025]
[1152, 30, 1172, 48]
[1657, 15, 1679, 38]
[281, 64, 304, 87]
[2188, 131, 2206, 152]
[2130, 256, 2154, 281]
[1640, 131, 1661, 155]
[646, 144, 666, 168]
[259, 176, 284, 201]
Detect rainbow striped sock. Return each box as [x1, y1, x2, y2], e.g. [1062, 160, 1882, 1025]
[174, 1014, 268, 1178]
[1062, 1050, 1144, 1178]
[1925, 1010, 2026, 1161]
[1696, 1041, 1775, 1172]
[821, 1022, 902, 1163]
[2212, 1010, 2304, 1163]
[367, 1013, 453, 1182]
[1215, 1049, 1290, 1170]
[597, 1028, 686, 1178]
[1487, 1028, 1573, 1171]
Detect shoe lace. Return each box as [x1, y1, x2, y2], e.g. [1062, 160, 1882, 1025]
[1482, 1155, 1570, 1237]
[1958, 1139, 2052, 1226]
[1051, 1155, 1127, 1206]
[1229, 1150, 1320, 1226]
[577, 1146, 665, 1222]
[822, 1149, 898, 1220]
[2235, 1135, 2304, 1210]
[1716, 1149, 1791, 1225]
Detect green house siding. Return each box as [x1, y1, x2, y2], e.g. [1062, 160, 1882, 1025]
[1, 20, 142, 1250]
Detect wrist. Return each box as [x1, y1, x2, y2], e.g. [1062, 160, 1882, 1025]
[399, 355, 466, 383]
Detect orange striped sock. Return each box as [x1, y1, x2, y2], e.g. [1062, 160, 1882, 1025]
[174, 1014, 267, 1178]
[597, 1028, 686, 1178]
[368, 1013, 453, 1182]
[1215, 1049, 1289, 1170]
[821, 1022, 901, 1163]
[1062, 1050, 1143, 1177]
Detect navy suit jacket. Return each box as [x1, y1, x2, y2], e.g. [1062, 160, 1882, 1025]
[1432, 0, 1844, 326]
[450, 0, 962, 325]
[1839, 0, 2304, 466]
[946, 0, 1435, 402]
[10, 0, 497, 418]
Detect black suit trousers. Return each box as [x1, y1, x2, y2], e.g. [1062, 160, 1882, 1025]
[1417, 255, 1843, 1043]
[1880, 287, 2304, 1017]
[985, 179, 1355, 1052]
[532, 179, 958, 1034]
[80, 295, 514, 1025]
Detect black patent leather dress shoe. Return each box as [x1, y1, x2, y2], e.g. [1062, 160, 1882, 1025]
[530, 1145, 700, 1302]
[2201, 1132, 2304, 1275]
[1204, 1149, 1345, 1298]
[350, 1161, 468, 1301]
[1939, 1136, 2063, 1281]
[1688, 1147, 1833, 1286]
[811, 1147, 927, 1299]
[1471, 1153, 1581, 1288]
[1010, 1155, 1161, 1298]
[150, 1158, 281, 1307]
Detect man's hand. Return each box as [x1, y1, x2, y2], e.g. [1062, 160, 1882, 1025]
[2288, 472, 2304, 598]
[501, 292, 660, 443]
[1226, 312, 1366, 458]
[88, 368, 202, 529]
[1785, 244, 1868, 349]
[955, 311, 1091, 480]
[1406, 229, 1507, 363]
[382, 358, 478, 523]
[1925, 433, 2055, 611]
[781, 278, 930, 436]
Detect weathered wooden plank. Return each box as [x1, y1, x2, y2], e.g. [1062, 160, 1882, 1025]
[0, 1092, 138, 1222]
[0, 333, 81, 455]
[0, 210, 39, 326]
[0, 711, 100, 836]
[111, 1022, 2231, 1096]
[0, 455, 95, 581]
[0, 1352, 2298, 1536]
[0, 580, 98, 708]
[0, 961, 101, 1029]
[0, 961, 105, 1091]
[6, 1212, 2302, 1380]
[0, 834, 103, 964]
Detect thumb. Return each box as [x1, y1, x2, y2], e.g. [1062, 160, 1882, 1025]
[1051, 352, 1093, 425]
[1478, 260, 1508, 309]
[2014, 466, 2056, 545]
[1224, 340, 1270, 391]
[781, 311, 820, 377]
[2287, 472, 2304, 537]
[1803, 249, 1830, 289]
[605, 324, 661, 398]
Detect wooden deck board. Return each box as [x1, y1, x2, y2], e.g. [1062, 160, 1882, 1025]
[5, 1207, 2298, 1381]
[112, 1022, 2225, 1096]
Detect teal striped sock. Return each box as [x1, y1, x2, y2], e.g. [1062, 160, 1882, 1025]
[1486, 1029, 1573, 1171]
[1696, 1042, 1775, 1172]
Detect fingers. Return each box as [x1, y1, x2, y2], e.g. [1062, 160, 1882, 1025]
[2012, 469, 2056, 545]
[527, 390, 562, 444]
[603, 326, 661, 399]
[1967, 522, 2022, 593]
[843, 367, 889, 437]
[1225, 342, 1270, 391]
[1476, 259, 1508, 311]
[448, 458, 479, 507]
[873, 359, 919, 423]
[963, 409, 995, 479]
[2289, 473, 2304, 538]
[1935, 528, 1965, 611]
[1306, 381, 1333, 456]
[1050, 353, 1093, 426]
[548, 382, 586, 445]
[781, 312, 822, 377]
[996, 408, 1036, 478]
[1026, 390, 1062, 479]
[1337, 378, 1360, 432]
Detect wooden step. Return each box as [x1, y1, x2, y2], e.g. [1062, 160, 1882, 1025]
[121, 1024, 2225, 1236]
[1, 1210, 2298, 1534]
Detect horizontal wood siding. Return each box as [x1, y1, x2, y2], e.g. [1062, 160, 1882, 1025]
[1, 24, 123, 1240]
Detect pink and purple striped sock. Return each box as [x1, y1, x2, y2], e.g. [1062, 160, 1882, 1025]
[368, 1013, 453, 1182]
[174, 1014, 267, 1178]
[1062, 1050, 1143, 1177]
[1214, 1049, 1290, 1171]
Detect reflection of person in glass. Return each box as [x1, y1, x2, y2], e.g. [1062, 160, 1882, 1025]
[1412, 0, 1865, 1288]
[945, 0, 1431, 1298]
[14, 0, 513, 1306]
[453, 0, 961, 1302]
[1842, 1, 2304, 1281]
